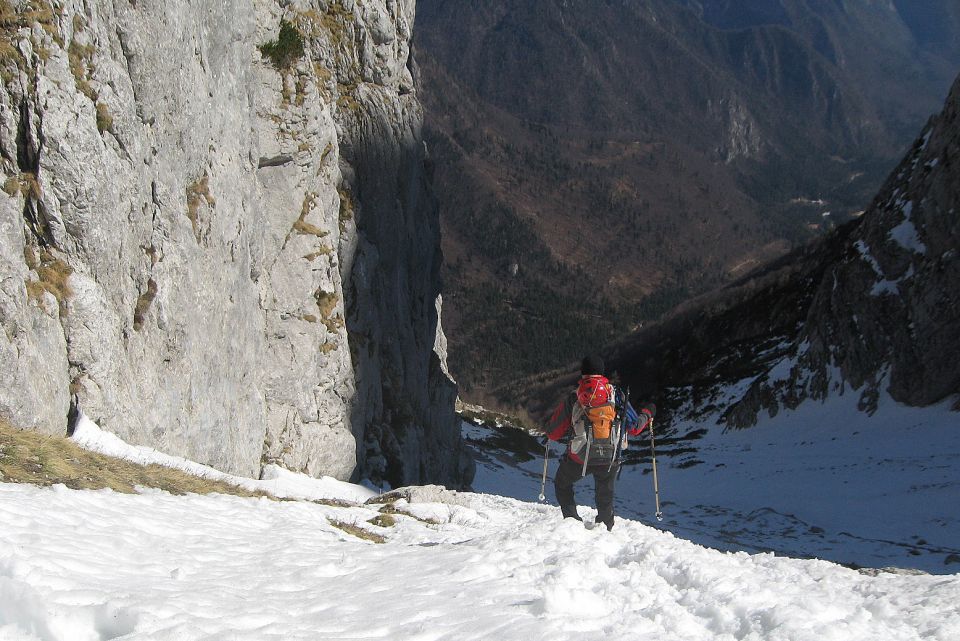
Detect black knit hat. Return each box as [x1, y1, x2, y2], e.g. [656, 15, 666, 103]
[580, 354, 605, 376]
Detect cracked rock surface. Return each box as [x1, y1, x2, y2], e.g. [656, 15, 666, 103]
[0, 0, 472, 488]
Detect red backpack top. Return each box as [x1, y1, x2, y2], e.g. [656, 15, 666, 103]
[577, 375, 611, 408]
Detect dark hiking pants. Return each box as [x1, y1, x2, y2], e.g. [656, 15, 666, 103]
[555, 454, 619, 529]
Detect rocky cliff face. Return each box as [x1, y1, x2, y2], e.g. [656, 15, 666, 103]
[0, 0, 472, 488]
[704, 74, 960, 427]
[796, 75, 960, 411]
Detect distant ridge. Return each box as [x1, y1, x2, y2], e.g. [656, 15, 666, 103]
[415, 0, 960, 402]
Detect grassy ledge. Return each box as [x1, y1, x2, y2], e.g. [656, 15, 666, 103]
[328, 519, 387, 544]
[0, 419, 270, 498]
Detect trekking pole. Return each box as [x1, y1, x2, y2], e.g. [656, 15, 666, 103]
[609, 386, 629, 473]
[538, 439, 550, 502]
[649, 418, 663, 521]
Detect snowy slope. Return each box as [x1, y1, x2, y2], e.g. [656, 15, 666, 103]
[67, 416, 377, 504]
[2, 477, 960, 640]
[465, 389, 960, 574]
[2, 417, 960, 640]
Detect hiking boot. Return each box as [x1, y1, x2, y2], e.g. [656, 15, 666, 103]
[560, 504, 582, 521]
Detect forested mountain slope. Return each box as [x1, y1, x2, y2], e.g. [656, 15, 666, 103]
[415, 0, 960, 402]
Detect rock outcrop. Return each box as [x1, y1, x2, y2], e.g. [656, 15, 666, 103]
[715, 74, 960, 426]
[796, 75, 960, 410]
[0, 0, 472, 488]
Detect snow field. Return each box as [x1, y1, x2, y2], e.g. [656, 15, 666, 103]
[2, 479, 959, 641]
[632, 391, 960, 572]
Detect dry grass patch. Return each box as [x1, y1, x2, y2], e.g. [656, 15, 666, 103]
[0, 418, 271, 498]
[0, 1, 17, 76]
[0, 0, 17, 28]
[2, 0, 61, 81]
[318, 142, 334, 165]
[336, 84, 362, 113]
[95, 101, 113, 133]
[321, 316, 343, 334]
[368, 513, 396, 528]
[313, 289, 344, 335]
[68, 39, 96, 101]
[308, 497, 355, 508]
[377, 502, 442, 526]
[319, 340, 338, 354]
[292, 192, 328, 237]
[296, 3, 352, 49]
[25, 247, 73, 313]
[328, 518, 386, 543]
[314, 289, 338, 318]
[22, 0, 57, 33]
[18, 171, 41, 199]
[337, 187, 353, 232]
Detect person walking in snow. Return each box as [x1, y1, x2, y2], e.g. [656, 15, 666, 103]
[543, 354, 654, 530]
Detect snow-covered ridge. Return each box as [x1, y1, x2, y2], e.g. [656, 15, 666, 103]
[69, 413, 376, 504]
[1, 421, 959, 640]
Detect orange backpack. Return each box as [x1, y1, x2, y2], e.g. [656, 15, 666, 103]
[576, 377, 621, 469]
[584, 404, 617, 441]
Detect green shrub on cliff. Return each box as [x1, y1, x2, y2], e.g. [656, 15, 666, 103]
[259, 20, 304, 71]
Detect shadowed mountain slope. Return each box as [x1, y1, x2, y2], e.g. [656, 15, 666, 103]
[517, 72, 960, 432]
[415, 0, 960, 402]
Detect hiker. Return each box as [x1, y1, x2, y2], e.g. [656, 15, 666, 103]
[544, 354, 655, 530]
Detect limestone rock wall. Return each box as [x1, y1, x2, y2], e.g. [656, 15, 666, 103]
[0, 0, 472, 487]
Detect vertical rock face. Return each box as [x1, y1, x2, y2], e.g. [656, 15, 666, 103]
[719, 74, 960, 425]
[0, 0, 472, 487]
[799, 75, 960, 410]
